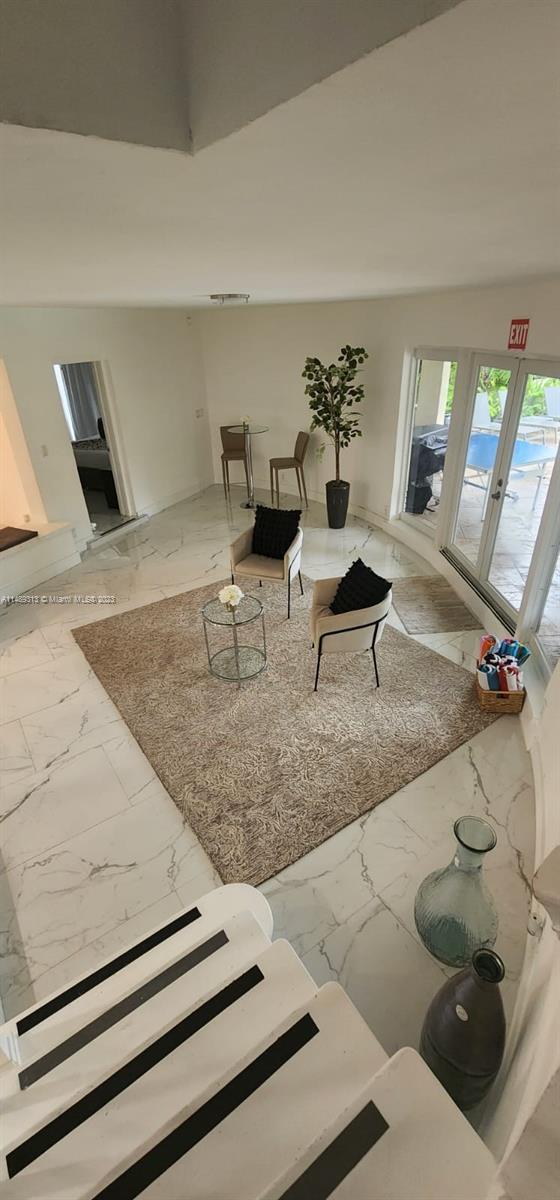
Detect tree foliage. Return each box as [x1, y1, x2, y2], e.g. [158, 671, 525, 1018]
[303, 345, 368, 482]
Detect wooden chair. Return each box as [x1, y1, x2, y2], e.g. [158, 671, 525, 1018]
[269, 432, 309, 508]
[221, 426, 250, 500]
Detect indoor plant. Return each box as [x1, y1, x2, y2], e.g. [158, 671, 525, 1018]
[303, 344, 368, 528]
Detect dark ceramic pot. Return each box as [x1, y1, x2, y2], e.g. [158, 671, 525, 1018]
[326, 480, 350, 529]
[420, 949, 506, 1110]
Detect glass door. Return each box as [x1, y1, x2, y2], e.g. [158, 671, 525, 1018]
[486, 367, 560, 615]
[447, 356, 517, 575]
[444, 356, 560, 627]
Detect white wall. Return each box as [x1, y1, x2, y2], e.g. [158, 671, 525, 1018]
[0, 309, 212, 548]
[196, 278, 560, 517]
[481, 662, 560, 1166]
[0, 359, 47, 528]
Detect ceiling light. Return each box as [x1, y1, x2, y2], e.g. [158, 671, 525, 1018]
[209, 293, 250, 305]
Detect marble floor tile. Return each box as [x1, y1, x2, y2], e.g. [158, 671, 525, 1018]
[0, 649, 92, 724]
[0, 790, 216, 1017]
[0, 719, 35, 786]
[20, 677, 121, 771]
[261, 806, 430, 959]
[0, 627, 53, 677]
[302, 898, 448, 1056]
[0, 746, 131, 872]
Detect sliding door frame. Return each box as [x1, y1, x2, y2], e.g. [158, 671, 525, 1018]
[398, 346, 560, 678]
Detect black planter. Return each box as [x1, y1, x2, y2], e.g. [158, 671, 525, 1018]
[420, 949, 506, 1110]
[326, 480, 350, 529]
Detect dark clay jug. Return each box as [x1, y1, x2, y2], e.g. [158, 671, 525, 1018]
[420, 948, 506, 1110]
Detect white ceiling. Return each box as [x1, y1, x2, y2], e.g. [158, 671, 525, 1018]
[0, 0, 559, 307]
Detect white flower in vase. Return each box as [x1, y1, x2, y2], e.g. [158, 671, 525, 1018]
[218, 584, 244, 610]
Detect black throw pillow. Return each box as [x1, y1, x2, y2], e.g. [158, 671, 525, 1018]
[330, 558, 391, 614]
[252, 505, 301, 559]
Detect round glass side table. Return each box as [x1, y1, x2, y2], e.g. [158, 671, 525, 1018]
[201, 594, 267, 686]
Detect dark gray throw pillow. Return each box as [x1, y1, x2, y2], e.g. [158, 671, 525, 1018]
[330, 558, 391, 614]
[252, 505, 301, 560]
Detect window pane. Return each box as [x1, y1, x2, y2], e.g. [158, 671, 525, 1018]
[452, 365, 512, 566]
[488, 374, 560, 611]
[403, 359, 456, 531]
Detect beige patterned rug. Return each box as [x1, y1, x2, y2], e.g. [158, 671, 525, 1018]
[73, 578, 495, 886]
[392, 575, 481, 634]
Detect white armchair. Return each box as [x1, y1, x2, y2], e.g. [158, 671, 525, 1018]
[230, 526, 303, 618]
[310, 576, 392, 691]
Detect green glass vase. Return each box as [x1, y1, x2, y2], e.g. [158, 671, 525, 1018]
[414, 816, 499, 967]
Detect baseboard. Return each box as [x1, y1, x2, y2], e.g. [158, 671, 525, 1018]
[139, 481, 209, 519]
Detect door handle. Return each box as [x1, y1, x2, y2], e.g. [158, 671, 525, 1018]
[491, 477, 503, 500]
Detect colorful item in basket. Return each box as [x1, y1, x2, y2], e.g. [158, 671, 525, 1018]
[477, 634, 530, 693]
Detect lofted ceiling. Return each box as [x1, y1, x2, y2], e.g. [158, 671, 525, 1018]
[0, 0, 558, 307]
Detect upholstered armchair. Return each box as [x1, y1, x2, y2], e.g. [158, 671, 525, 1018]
[230, 526, 304, 618]
[310, 576, 392, 691]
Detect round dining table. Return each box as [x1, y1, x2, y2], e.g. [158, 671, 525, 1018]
[227, 423, 269, 508]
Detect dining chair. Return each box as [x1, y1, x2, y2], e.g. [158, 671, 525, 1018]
[220, 426, 249, 500]
[269, 432, 309, 508]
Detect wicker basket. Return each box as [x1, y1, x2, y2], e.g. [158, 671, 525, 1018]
[475, 669, 525, 714]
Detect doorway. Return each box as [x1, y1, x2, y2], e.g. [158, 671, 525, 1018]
[443, 354, 560, 646]
[53, 362, 131, 538]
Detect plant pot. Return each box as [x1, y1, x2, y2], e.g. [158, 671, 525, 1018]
[420, 948, 506, 1110]
[326, 480, 350, 529]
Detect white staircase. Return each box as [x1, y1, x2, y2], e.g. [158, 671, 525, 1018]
[0, 884, 497, 1199]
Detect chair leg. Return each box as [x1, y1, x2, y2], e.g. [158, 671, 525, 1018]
[231, 570, 235, 584]
[224, 458, 231, 497]
[314, 648, 322, 692]
[270, 462, 274, 506]
[295, 466, 303, 504]
[222, 458, 228, 500]
[301, 466, 309, 509]
[287, 571, 291, 619]
[372, 645, 380, 689]
[298, 570, 304, 596]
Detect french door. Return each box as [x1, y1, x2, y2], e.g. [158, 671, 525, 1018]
[443, 355, 560, 632]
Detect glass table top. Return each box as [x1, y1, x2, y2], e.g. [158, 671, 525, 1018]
[202, 593, 263, 626]
[226, 424, 269, 435]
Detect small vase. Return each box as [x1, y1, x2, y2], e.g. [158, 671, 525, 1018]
[420, 948, 506, 1110]
[414, 816, 498, 966]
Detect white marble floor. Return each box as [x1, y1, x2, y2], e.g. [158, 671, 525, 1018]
[0, 486, 534, 1068]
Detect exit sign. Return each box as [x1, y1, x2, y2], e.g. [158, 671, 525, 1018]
[508, 317, 529, 350]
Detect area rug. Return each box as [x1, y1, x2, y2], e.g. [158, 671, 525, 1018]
[392, 575, 481, 635]
[72, 579, 495, 886]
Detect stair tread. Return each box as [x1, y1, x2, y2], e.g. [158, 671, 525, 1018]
[1, 884, 272, 1071]
[263, 1047, 497, 1200]
[2, 908, 271, 1146]
[3, 939, 321, 1197]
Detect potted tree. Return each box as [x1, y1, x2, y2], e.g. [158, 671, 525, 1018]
[303, 344, 368, 528]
